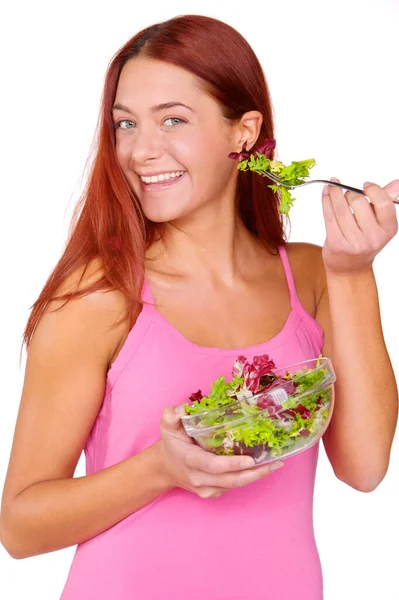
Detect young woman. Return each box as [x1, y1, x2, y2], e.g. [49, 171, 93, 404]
[1, 14, 398, 600]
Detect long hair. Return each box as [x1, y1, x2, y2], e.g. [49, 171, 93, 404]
[23, 14, 286, 347]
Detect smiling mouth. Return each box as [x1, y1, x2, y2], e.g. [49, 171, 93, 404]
[139, 171, 186, 191]
[140, 170, 185, 184]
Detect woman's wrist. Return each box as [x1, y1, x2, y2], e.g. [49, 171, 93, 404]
[149, 440, 175, 494]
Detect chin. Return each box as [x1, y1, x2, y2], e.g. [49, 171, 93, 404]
[140, 199, 198, 225]
[141, 207, 186, 224]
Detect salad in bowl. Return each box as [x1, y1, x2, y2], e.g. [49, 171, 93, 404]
[181, 354, 336, 464]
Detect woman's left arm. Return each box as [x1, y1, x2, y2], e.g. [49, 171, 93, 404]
[315, 178, 399, 492]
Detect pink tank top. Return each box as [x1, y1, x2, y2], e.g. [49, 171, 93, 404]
[60, 245, 325, 600]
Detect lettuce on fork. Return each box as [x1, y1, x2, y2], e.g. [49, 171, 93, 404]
[228, 138, 316, 215]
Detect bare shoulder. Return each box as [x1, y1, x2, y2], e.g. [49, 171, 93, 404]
[285, 242, 326, 302]
[285, 241, 323, 265]
[54, 257, 127, 311]
[42, 257, 131, 366]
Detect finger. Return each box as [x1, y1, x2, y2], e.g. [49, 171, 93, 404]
[195, 487, 228, 499]
[328, 178, 362, 241]
[344, 189, 375, 234]
[191, 461, 284, 490]
[161, 405, 184, 430]
[186, 445, 255, 473]
[161, 406, 193, 443]
[383, 179, 399, 201]
[322, 186, 348, 242]
[218, 461, 284, 488]
[364, 182, 398, 232]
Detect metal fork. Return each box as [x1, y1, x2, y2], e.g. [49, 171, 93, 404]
[260, 170, 399, 205]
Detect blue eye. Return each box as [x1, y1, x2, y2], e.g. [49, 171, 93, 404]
[115, 120, 136, 129]
[164, 117, 185, 127]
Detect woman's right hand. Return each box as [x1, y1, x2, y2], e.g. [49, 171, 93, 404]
[159, 405, 284, 499]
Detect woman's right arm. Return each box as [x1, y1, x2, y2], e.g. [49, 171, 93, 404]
[0, 268, 280, 560]
[0, 269, 172, 559]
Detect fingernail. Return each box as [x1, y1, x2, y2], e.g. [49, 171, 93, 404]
[240, 457, 255, 469]
[330, 177, 340, 183]
[322, 184, 330, 195]
[270, 461, 284, 471]
[363, 181, 373, 187]
[175, 405, 186, 416]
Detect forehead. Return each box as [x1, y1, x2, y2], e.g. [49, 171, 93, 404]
[115, 58, 204, 107]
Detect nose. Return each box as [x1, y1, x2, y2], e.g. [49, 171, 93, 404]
[130, 126, 163, 164]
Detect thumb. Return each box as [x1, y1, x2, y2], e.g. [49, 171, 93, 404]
[383, 179, 399, 200]
[161, 405, 186, 431]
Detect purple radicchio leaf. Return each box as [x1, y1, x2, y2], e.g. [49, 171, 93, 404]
[296, 404, 311, 419]
[266, 377, 297, 396]
[232, 355, 248, 378]
[254, 138, 276, 158]
[228, 138, 276, 161]
[228, 141, 250, 161]
[242, 362, 262, 394]
[252, 354, 276, 374]
[189, 390, 203, 403]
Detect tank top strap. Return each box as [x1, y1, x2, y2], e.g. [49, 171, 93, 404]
[107, 277, 155, 389]
[277, 245, 300, 309]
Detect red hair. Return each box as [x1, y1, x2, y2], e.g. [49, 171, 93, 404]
[23, 14, 286, 347]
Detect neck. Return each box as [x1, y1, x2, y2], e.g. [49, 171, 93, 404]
[146, 197, 267, 285]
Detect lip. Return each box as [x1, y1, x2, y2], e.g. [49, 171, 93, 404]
[139, 172, 186, 192]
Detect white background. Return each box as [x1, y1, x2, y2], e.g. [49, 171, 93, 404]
[0, 0, 398, 598]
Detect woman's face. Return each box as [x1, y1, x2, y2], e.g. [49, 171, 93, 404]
[113, 57, 244, 224]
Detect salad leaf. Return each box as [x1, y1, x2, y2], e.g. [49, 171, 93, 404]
[184, 353, 333, 461]
[184, 374, 244, 415]
[290, 364, 327, 394]
[228, 139, 276, 162]
[278, 159, 317, 184]
[185, 354, 277, 414]
[228, 137, 316, 216]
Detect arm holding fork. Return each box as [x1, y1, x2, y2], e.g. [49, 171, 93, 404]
[315, 179, 399, 492]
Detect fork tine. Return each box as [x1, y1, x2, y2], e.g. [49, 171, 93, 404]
[259, 170, 280, 184]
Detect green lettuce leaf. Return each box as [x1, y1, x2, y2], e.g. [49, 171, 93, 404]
[237, 154, 316, 215]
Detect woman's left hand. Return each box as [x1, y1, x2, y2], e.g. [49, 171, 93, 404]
[321, 178, 399, 275]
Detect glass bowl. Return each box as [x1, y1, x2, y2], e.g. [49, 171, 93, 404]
[181, 357, 336, 465]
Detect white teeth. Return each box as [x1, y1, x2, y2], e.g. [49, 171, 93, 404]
[140, 171, 184, 184]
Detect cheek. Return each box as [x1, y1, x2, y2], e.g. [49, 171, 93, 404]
[163, 135, 198, 166]
[170, 132, 230, 175]
[115, 137, 132, 169]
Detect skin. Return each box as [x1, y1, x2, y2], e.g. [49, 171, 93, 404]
[1, 57, 398, 559]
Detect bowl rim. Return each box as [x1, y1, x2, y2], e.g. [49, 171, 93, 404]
[182, 384, 334, 437]
[181, 357, 336, 436]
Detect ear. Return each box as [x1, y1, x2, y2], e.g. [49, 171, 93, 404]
[234, 110, 263, 152]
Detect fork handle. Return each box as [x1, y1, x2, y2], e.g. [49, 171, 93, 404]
[313, 180, 366, 194]
[315, 180, 399, 204]
[261, 172, 399, 205]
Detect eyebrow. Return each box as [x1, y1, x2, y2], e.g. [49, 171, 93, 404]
[112, 101, 194, 114]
